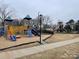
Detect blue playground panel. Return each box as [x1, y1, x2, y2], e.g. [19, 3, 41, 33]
[31, 28, 40, 36]
[0, 28, 4, 36]
[27, 29, 32, 37]
[10, 35, 16, 41]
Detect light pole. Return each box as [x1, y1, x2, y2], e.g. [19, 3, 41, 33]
[39, 14, 43, 44]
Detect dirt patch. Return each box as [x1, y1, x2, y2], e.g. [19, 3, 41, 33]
[46, 33, 79, 43]
[1, 34, 79, 52]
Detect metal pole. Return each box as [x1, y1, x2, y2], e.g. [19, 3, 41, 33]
[40, 16, 42, 44]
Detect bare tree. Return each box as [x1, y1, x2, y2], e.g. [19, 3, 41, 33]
[0, 3, 14, 22]
[43, 16, 50, 25]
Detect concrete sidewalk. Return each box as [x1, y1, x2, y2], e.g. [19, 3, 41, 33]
[0, 38, 79, 59]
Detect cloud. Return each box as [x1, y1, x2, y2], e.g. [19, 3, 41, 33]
[4, 0, 79, 21]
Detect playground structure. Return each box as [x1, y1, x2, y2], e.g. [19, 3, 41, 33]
[2, 15, 42, 41]
[6, 25, 28, 40]
[7, 25, 28, 35]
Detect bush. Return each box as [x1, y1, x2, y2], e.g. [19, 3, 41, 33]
[42, 30, 54, 34]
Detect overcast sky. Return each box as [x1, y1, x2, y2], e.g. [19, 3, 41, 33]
[1, 0, 79, 23]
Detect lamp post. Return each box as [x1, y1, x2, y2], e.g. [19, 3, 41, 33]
[39, 14, 43, 44]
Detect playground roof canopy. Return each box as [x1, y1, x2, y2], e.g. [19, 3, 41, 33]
[23, 15, 32, 20]
[4, 19, 13, 22]
[4, 16, 13, 22]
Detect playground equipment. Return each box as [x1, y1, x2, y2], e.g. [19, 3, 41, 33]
[0, 28, 4, 36]
[3, 15, 41, 41]
[7, 25, 28, 40]
[7, 25, 16, 41]
[27, 29, 32, 37]
[8, 25, 28, 34]
[6, 25, 40, 41]
[31, 28, 40, 36]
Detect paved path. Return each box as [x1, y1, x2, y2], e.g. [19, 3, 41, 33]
[0, 37, 79, 59]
